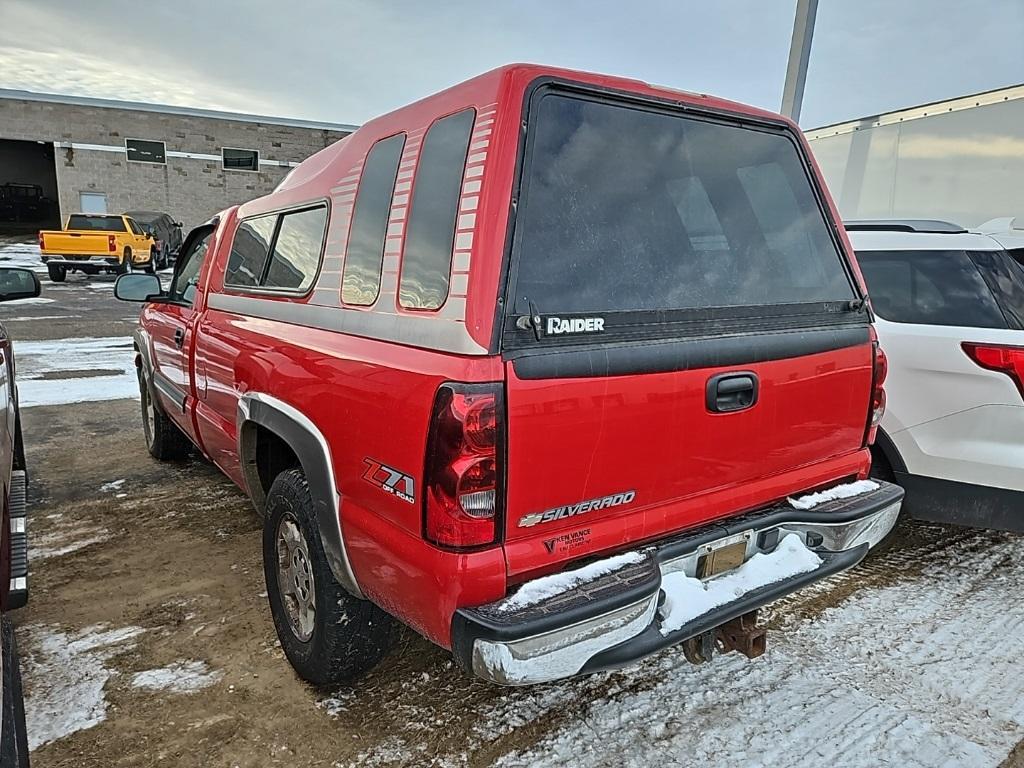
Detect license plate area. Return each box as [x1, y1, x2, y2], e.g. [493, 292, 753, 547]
[696, 531, 753, 580]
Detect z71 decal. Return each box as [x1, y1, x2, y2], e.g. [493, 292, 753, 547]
[362, 459, 415, 504]
[518, 490, 636, 528]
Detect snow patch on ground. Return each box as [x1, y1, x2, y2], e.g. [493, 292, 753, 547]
[660, 534, 822, 634]
[4, 296, 54, 306]
[100, 478, 125, 492]
[15, 336, 137, 407]
[2, 314, 80, 322]
[24, 624, 145, 750]
[131, 660, 222, 694]
[496, 551, 647, 612]
[0, 241, 47, 273]
[494, 532, 1024, 768]
[788, 479, 879, 510]
[318, 690, 357, 717]
[34, 525, 110, 559]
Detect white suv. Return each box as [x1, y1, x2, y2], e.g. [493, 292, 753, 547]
[847, 220, 1024, 532]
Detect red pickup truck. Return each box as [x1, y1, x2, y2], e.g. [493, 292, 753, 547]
[115, 64, 902, 686]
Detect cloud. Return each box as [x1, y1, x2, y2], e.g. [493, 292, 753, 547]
[0, 0, 793, 124]
[0, 45, 280, 114]
[2, 0, 1020, 128]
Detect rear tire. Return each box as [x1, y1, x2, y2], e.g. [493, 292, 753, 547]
[118, 249, 132, 275]
[263, 468, 395, 687]
[138, 365, 190, 460]
[1, 619, 30, 768]
[47, 263, 66, 282]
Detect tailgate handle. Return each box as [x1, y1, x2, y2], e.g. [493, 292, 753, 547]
[174, 328, 185, 349]
[707, 372, 758, 413]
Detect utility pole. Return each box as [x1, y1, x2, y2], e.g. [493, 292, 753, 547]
[780, 0, 818, 124]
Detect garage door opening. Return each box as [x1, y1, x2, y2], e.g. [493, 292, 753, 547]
[0, 138, 60, 235]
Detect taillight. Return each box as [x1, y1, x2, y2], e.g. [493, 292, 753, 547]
[108, 234, 116, 252]
[865, 327, 888, 445]
[37, 232, 44, 250]
[424, 382, 503, 549]
[962, 342, 1024, 400]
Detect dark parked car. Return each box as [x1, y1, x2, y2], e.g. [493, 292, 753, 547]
[0, 266, 39, 766]
[124, 211, 183, 270]
[0, 184, 51, 225]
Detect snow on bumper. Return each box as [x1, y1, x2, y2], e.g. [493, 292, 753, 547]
[452, 479, 903, 685]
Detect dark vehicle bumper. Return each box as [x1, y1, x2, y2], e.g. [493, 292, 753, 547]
[452, 480, 903, 685]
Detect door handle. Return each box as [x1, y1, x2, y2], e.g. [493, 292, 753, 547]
[706, 372, 758, 413]
[174, 328, 185, 349]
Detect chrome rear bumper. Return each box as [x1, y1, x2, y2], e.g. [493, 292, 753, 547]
[452, 480, 903, 685]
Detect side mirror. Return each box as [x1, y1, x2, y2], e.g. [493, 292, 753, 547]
[0, 268, 41, 302]
[174, 221, 183, 228]
[114, 273, 164, 302]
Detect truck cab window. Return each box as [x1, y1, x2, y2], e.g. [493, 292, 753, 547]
[225, 216, 277, 288]
[172, 232, 213, 305]
[263, 206, 327, 291]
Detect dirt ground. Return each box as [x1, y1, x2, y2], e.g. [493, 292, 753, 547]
[4, 244, 1024, 767]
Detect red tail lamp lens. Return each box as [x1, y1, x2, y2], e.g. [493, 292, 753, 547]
[871, 342, 888, 426]
[864, 327, 888, 446]
[424, 383, 503, 549]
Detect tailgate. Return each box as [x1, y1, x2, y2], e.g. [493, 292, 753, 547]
[499, 85, 871, 577]
[503, 334, 872, 571]
[42, 231, 113, 255]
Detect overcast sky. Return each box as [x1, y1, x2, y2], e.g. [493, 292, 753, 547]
[1, 0, 1021, 128]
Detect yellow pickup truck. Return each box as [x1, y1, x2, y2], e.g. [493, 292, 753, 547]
[38, 214, 155, 282]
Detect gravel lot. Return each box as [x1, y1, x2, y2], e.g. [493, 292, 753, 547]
[3, 238, 1024, 768]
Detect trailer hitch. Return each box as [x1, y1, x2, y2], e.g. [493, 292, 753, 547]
[682, 610, 767, 664]
[716, 611, 767, 659]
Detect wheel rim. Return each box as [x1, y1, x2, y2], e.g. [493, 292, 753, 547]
[276, 515, 316, 642]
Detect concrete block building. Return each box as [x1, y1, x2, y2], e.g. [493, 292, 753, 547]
[0, 88, 355, 235]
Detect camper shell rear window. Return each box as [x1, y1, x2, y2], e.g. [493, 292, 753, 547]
[505, 87, 858, 341]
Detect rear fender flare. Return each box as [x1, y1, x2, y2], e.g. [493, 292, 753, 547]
[132, 327, 152, 380]
[237, 392, 363, 598]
